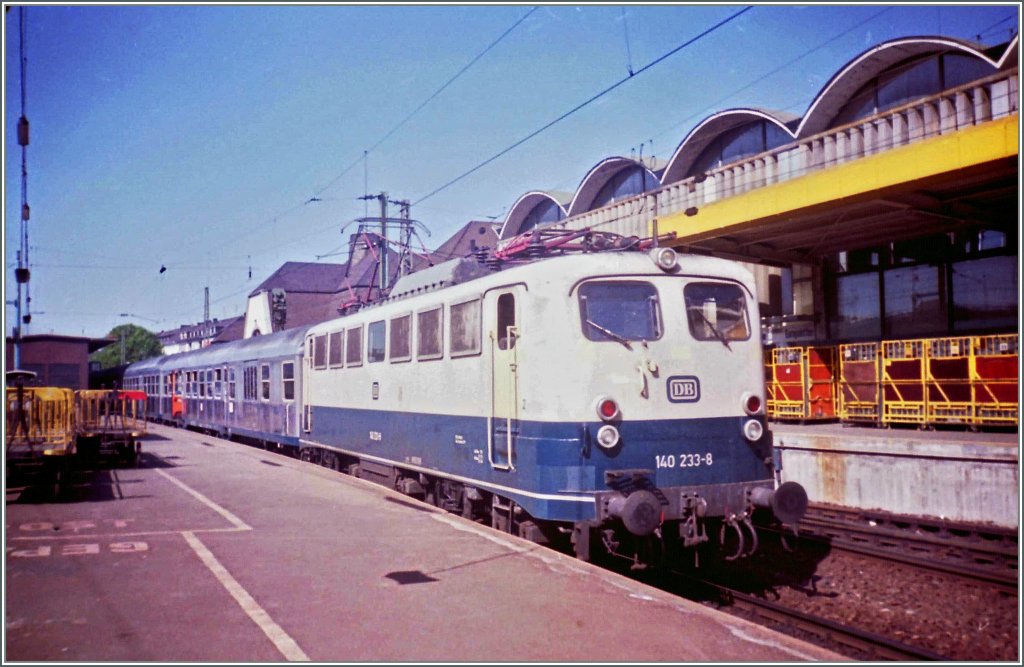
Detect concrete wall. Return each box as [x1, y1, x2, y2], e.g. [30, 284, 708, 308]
[772, 424, 1018, 529]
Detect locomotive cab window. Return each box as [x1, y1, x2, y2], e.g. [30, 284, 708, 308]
[578, 281, 662, 343]
[684, 282, 751, 344]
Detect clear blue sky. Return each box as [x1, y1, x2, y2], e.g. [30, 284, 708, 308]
[4, 3, 1018, 339]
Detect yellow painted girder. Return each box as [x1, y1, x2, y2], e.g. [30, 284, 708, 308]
[658, 114, 1019, 242]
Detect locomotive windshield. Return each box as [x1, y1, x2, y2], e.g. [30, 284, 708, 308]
[684, 282, 750, 346]
[578, 281, 662, 345]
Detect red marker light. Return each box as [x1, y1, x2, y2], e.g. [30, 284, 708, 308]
[597, 398, 620, 421]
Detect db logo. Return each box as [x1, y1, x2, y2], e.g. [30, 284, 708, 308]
[667, 376, 701, 403]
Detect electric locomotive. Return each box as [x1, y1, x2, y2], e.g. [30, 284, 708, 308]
[298, 242, 807, 568]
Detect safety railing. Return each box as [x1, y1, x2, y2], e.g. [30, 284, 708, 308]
[526, 69, 1018, 241]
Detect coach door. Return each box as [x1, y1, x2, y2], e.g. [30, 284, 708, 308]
[487, 288, 521, 471]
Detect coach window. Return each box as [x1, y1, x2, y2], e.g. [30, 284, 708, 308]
[313, 334, 328, 370]
[346, 325, 363, 367]
[579, 281, 662, 343]
[244, 365, 257, 401]
[417, 307, 443, 360]
[390, 314, 411, 363]
[450, 298, 482, 357]
[261, 364, 271, 401]
[282, 362, 295, 401]
[214, 368, 223, 398]
[228, 368, 236, 399]
[683, 282, 750, 344]
[199, 370, 207, 397]
[368, 321, 386, 363]
[328, 330, 344, 368]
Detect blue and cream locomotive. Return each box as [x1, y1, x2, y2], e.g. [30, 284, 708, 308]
[125, 241, 807, 567]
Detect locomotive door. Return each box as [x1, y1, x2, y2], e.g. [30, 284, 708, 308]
[488, 288, 521, 471]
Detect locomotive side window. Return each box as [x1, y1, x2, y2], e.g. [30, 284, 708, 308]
[282, 362, 295, 401]
[328, 331, 343, 368]
[578, 281, 662, 343]
[450, 298, 482, 357]
[313, 335, 328, 369]
[684, 282, 751, 345]
[346, 326, 363, 367]
[496, 293, 516, 350]
[368, 321, 386, 363]
[390, 315, 411, 363]
[417, 307, 443, 360]
[260, 364, 271, 401]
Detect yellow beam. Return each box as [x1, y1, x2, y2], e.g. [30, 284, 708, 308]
[659, 114, 1019, 242]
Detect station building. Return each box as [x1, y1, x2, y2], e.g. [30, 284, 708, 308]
[498, 35, 1018, 350]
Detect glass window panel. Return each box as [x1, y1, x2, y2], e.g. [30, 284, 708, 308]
[942, 53, 993, 89]
[390, 315, 411, 362]
[591, 166, 652, 209]
[328, 331, 343, 367]
[417, 308, 443, 360]
[450, 299, 482, 357]
[833, 273, 881, 340]
[683, 282, 750, 342]
[417, 307, 442, 360]
[878, 56, 940, 112]
[346, 326, 363, 367]
[313, 335, 327, 369]
[368, 320, 386, 363]
[952, 255, 1018, 332]
[579, 281, 662, 342]
[884, 264, 944, 337]
[282, 362, 295, 401]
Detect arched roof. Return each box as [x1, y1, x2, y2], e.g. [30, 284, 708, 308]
[661, 108, 799, 185]
[798, 35, 1008, 137]
[499, 190, 571, 240]
[566, 157, 663, 218]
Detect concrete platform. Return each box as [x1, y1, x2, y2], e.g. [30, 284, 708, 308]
[6, 423, 843, 662]
[772, 421, 1019, 528]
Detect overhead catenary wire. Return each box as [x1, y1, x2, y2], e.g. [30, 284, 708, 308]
[413, 6, 753, 206]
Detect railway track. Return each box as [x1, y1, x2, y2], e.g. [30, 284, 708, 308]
[665, 570, 948, 661]
[793, 504, 1018, 593]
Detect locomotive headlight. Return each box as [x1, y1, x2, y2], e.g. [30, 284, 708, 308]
[742, 418, 764, 442]
[596, 424, 621, 449]
[649, 246, 678, 272]
[595, 396, 620, 421]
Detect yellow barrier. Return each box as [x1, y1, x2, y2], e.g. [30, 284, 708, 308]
[838, 342, 881, 423]
[881, 339, 927, 425]
[5, 386, 76, 456]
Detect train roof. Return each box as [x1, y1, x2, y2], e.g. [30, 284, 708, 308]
[307, 248, 756, 336]
[125, 325, 311, 374]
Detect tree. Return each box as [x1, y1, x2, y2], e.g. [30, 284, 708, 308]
[91, 324, 163, 369]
